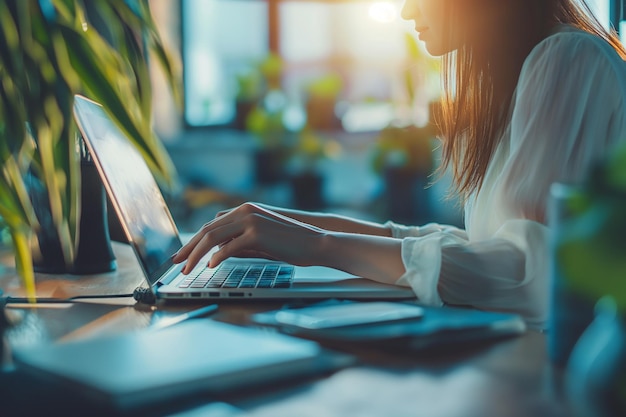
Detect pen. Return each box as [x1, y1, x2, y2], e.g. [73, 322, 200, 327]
[149, 304, 219, 331]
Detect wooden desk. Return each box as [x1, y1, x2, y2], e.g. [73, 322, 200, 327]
[0, 243, 572, 417]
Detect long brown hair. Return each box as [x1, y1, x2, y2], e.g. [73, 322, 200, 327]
[437, 0, 626, 201]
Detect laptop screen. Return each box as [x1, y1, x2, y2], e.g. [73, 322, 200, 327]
[73, 96, 183, 285]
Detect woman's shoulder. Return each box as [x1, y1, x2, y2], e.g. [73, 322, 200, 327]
[520, 24, 626, 89]
[526, 24, 624, 68]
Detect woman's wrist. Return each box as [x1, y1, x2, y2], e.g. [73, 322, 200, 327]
[312, 231, 405, 284]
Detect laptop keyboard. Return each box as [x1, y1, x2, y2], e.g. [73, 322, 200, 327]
[177, 263, 294, 289]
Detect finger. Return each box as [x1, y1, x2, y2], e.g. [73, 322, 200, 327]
[172, 212, 239, 263]
[208, 231, 274, 267]
[172, 222, 216, 263]
[215, 208, 232, 218]
[181, 222, 244, 274]
[173, 203, 277, 265]
[180, 233, 215, 274]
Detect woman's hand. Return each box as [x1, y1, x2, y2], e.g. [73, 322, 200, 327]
[172, 203, 330, 274]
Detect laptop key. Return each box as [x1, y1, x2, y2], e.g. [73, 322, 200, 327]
[178, 279, 194, 288]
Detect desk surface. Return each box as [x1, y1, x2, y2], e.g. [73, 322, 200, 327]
[0, 242, 572, 417]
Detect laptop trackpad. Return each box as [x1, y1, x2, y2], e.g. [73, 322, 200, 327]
[293, 266, 362, 283]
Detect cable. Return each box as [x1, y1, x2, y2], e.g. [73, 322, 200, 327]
[1, 286, 157, 305]
[3, 293, 134, 304]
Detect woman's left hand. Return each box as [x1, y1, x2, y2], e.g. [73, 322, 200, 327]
[171, 203, 329, 274]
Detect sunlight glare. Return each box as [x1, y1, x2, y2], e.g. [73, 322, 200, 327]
[368, 2, 398, 24]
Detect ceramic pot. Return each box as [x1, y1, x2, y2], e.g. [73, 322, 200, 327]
[547, 183, 595, 366]
[384, 167, 429, 225]
[566, 297, 626, 417]
[290, 171, 325, 211]
[254, 147, 287, 185]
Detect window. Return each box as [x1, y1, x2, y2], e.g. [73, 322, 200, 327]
[181, 0, 434, 130]
[182, 0, 269, 126]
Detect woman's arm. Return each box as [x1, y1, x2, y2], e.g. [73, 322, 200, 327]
[219, 203, 393, 237]
[396, 221, 549, 329]
[318, 232, 405, 284]
[173, 203, 405, 283]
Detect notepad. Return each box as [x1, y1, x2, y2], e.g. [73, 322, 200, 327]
[253, 301, 527, 351]
[12, 320, 354, 411]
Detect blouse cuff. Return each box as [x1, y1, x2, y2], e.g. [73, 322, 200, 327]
[384, 221, 419, 238]
[395, 236, 445, 307]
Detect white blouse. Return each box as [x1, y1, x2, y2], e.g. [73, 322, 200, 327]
[388, 25, 626, 330]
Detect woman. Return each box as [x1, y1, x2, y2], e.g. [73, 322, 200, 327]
[173, 0, 626, 329]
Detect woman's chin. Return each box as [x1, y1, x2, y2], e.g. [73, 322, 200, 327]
[422, 41, 453, 57]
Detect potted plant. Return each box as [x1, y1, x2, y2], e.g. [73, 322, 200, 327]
[367, 31, 440, 224]
[233, 67, 263, 131]
[0, 0, 179, 297]
[551, 144, 626, 417]
[245, 53, 295, 185]
[288, 126, 341, 210]
[370, 120, 437, 224]
[304, 73, 343, 131]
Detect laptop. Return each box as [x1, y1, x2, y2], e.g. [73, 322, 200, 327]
[73, 95, 415, 302]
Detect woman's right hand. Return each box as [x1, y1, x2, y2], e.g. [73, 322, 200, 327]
[172, 202, 330, 273]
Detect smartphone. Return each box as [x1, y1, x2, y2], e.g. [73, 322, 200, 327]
[272, 302, 424, 330]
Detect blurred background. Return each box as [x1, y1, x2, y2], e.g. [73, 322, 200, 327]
[145, 0, 613, 235]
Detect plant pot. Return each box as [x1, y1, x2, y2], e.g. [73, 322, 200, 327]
[547, 184, 596, 367]
[306, 97, 338, 131]
[383, 167, 430, 225]
[290, 172, 325, 211]
[565, 297, 626, 417]
[254, 148, 287, 185]
[29, 143, 116, 275]
[234, 100, 256, 131]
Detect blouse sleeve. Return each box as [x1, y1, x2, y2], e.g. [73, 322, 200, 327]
[395, 31, 626, 330]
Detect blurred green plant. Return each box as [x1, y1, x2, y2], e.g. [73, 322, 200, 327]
[371, 123, 437, 176]
[245, 53, 292, 148]
[370, 32, 440, 178]
[0, 0, 180, 298]
[235, 67, 263, 103]
[306, 73, 343, 100]
[556, 143, 626, 314]
[305, 73, 343, 131]
[258, 52, 283, 90]
[290, 127, 341, 174]
[403, 32, 440, 105]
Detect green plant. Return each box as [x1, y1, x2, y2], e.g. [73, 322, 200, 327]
[235, 67, 263, 103]
[556, 144, 626, 314]
[370, 33, 440, 178]
[403, 32, 440, 105]
[306, 73, 343, 100]
[258, 52, 283, 90]
[244, 53, 293, 148]
[371, 122, 436, 175]
[304, 73, 343, 131]
[0, 0, 179, 297]
[290, 127, 341, 174]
